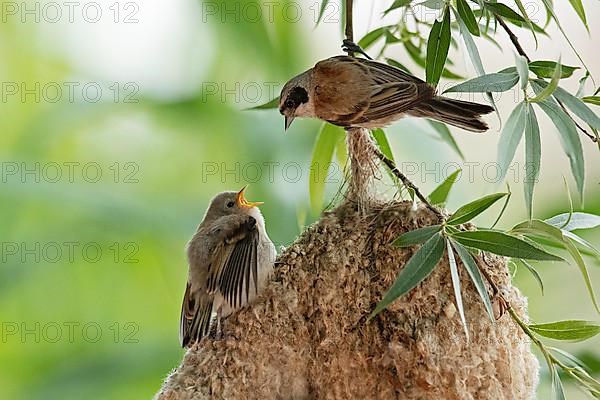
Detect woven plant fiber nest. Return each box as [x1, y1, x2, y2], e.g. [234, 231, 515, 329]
[156, 200, 539, 400]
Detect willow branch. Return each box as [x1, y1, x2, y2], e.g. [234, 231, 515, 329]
[345, 0, 354, 45]
[342, 0, 442, 219]
[372, 147, 445, 221]
[496, 15, 597, 143]
[496, 16, 530, 62]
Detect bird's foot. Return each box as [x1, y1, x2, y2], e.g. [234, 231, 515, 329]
[342, 39, 373, 60]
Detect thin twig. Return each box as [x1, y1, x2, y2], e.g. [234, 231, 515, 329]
[496, 16, 530, 62]
[558, 101, 598, 142]
[372, 147, 445, 221]
[345, 0, 354, 56]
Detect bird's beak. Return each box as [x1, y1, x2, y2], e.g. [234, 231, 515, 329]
[236, 185, 264, 208]
[284, 115, 295, 131]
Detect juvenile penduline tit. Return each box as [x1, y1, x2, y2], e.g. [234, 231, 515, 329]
[279, 55, 494, 132]
[179, 187, 276, 348]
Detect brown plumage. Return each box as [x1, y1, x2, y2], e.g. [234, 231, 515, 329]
[180, 188, 276, 348]
[279, 56, 494, 132]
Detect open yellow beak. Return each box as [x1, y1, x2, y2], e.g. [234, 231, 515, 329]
[236, 186, 264, 208]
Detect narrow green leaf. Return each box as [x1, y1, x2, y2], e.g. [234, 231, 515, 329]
[384, 30, 401, 44]
[564, 230, 600, 259]
[490, 184, 512, 229]
[529, 61, 579, 79]
[564, 238, 600, 313]
[485, 2, 526, 22]
[549, 347, 589, 371]
[546, 213, 600, 231]
[426, 7, 451, 86]
[393, 225, 442, 247]
[427, 121, 465, 160]
[447, 240, 469, 339]
[370, 234, 445, 319]
[448, 193, 509, 225]
[444, 72, 519, 93]
[451, 239, 495, 321]
[529, 320, 600, 342]
[334, 128, 347, 167]
[451, 230, 564, 261]
[247, 96, 279, 110]
[539, 0, 590, 71]
[316, 0, 330, 25]
[513, 0, 538, 45]
[515, 54, 529, 90]
[309, 123, 344, 214]
[524, 104, 541, 220]
[531, 81, 585, 199]
[383, 0, 411, 16]
[553, 86, 600, 131]
[372, 128, 401, 186]
[576, 71, 590, 98]
[529, 59, 562, 103]
[453, 7, 498, 119]
[497, 101, 527, 183]
[511, 219, 564, 246]
[582, 96, 600, 106]
[552, 368, 566, 400]
[429, 169, 461, 206]
[385, 58, 412, 74]
[421, 0, 445, 9]
[358, 27, 387, 50]
[566, 0, 588, 31]
[511, 219, 600, 312]
[514, 259, 544, 294]
[456, 0, 479, 36]
[405, 40, 463, 80]
[372, 128, 394, 162]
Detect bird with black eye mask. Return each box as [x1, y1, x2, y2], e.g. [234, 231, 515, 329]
[279, 55, 494, 132]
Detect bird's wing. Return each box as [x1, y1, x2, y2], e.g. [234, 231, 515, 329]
[313, 56, 435, 125]
[214, 223, 259, 309]
[206, 216, 259, 310]
[179, 216, 258, 347]
[358, 58, 426, 85]
[359, 82, 426, 121]
[180, 280, 213, 347]
[358, 58, 435, 122]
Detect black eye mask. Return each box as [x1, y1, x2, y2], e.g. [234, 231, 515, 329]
[287, 86, 309, 108]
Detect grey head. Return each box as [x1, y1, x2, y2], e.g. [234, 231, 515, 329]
[203, 187, 263, 222]
[279, 70, 313, 131]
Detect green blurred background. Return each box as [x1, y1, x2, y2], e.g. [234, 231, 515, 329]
[0, 0, 598, 399]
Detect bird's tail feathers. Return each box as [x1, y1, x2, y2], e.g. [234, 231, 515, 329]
[410, 96, 494, 133]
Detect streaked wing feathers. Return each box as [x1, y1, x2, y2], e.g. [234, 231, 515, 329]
[179, 282, 213, 347]
[218, 228, 259, 308]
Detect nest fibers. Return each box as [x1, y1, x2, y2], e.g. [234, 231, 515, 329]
[156, 201, 539, 400]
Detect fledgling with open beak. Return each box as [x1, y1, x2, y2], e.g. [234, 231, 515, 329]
[179, 187, 276, 348]
[279, 55, 494, 132]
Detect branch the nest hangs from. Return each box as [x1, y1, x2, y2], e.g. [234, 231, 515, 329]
[341, 0, 443, 220]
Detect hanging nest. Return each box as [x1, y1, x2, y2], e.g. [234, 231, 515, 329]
[155, 200, 539, 400]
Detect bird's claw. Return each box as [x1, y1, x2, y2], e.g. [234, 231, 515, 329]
[342, 39, 373, 60]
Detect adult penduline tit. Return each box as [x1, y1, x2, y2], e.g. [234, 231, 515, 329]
[279, 55, 494, 132]
[179, 186, 276, 348]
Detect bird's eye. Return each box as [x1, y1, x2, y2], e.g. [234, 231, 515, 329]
[285, 99, 295, 109]
[226, 201, 235, 208]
